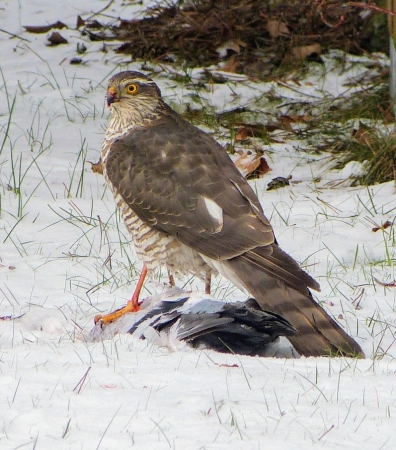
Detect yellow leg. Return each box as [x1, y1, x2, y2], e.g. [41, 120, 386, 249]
[94, 265, 148, 325]
[205, 271, 211, 294]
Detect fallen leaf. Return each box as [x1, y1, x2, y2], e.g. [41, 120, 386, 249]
[352, 122, 375, 146]
[221, 56, 240, 73]
[372, 220, 392, 232]
[47, 32, 68, 46]
[24, 21, 66, 33]
[279, 115, 295, 132]
[76, 15, 85, 28]
[216, 39, 246, 57]
[279, 114, 312, 132]
[266, 19, 289, 38]
[235, 128, 250, 142]
[234, 124, 269, 142]
[84, 19, 105, 29]
[235, 151, 271, 179]
[289, 43, 322, 60]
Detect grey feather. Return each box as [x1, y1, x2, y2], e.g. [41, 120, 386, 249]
[125, 294, 297, 356]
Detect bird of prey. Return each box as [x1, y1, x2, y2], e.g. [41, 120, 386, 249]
[90, 290, 297, 356]
[96, 70, 363, 358]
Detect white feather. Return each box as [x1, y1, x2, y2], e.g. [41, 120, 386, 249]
[203, 197, 223, 227]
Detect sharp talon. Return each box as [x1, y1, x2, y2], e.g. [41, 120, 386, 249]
[94, 265, 147, 325]
[94, 314, 103, 324]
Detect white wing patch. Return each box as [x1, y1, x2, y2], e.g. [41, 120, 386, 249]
[203, 197, 223, 230]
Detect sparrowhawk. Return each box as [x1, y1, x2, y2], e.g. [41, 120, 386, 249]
[96, 71, 363, 358]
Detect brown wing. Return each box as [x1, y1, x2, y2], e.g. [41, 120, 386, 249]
[106, 110, 275, 261]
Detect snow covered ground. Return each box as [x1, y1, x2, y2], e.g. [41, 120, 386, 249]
[1, 1, 395, 449]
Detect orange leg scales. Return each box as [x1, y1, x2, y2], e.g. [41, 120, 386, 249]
[94, 265, 148, 325]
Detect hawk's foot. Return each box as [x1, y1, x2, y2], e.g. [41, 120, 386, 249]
[94, 299, 140, 325]
[94, 265, 148, 325]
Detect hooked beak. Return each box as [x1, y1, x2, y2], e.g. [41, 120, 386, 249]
[106, 86, 118, 107]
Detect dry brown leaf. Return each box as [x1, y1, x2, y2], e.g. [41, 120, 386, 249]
[371, 220, 392, 232]
[283, 114, 311, 123]
[352, 122, 375, 147]
[76, 15, 85, 28]
[218, 39, 246, 55]
[234, 124, 274, 142]
[289, 43, 322, 60]
[266, 19, 289, 38]
[279, 115, 295, 132]
[221, 56, 240, 73]
[235, 125, 262, 141]
[264, 124, 280, 133]
[235, 128, 251, 142]
[47, 32, 68, 46]
[279, 114, 311, 132]
[84, 19, 104, 29]
[24, 21, 66, 34]
[235, 151, 271, 179]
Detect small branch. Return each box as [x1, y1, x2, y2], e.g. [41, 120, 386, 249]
[0, 28, 30, 42]
[85, 0, 115, 22]
[73, 367, 91, 394]
[347, 2, 396, 17]
[12, 377, 21, 403]
[318, 424, 335, 441]
[373, 277, 396, 287]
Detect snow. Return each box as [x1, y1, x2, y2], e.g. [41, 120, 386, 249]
[1, 1, 396, 449]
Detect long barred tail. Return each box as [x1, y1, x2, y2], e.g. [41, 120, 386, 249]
[225, 246, 364, 358]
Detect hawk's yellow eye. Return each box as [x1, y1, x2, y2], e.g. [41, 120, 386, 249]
[126, 83, 138, 94]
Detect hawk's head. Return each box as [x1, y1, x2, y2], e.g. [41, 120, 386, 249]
[106, 71, 163, 121]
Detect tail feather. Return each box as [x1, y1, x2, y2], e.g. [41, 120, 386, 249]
[224, 246, 364, 358]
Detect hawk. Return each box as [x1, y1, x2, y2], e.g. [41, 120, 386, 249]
[96, 71, 363, 358]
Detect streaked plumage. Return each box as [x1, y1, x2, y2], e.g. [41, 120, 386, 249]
[100, 71, 364, 358]
[90, 290, 297, 356]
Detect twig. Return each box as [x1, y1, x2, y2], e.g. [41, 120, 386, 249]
[96, 404, 122, 450]
[318, 424, 334, 441]
[316, 197, 342, 214]
[62, 418, 72, 439]
[295, 371, 328, 402]
[12, 377, 21, 403]
[73, 366, 91, 394]
[150, 419, 172, 449]
[0, 28, 30, 42]
[86, 0, 115, 22]
[0, 313, 25, 321]
[373, 277, 396, 287]
[348, 2, 396, 16]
